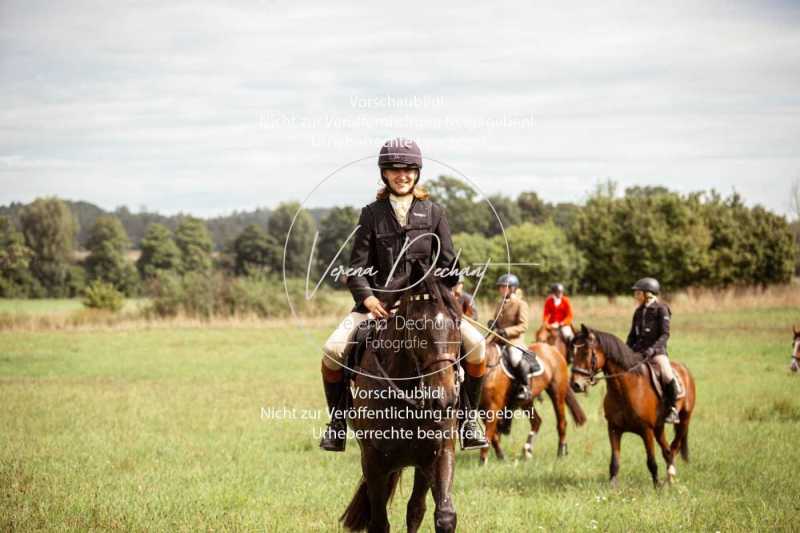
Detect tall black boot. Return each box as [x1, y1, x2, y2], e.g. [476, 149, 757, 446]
[459, 372, 488, 450]
[319, 379, 347, 452]
[512, 358, 532, 402]
[663, 378, 680, 424]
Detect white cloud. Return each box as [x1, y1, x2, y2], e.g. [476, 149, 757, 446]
[1, 0, 798, 217]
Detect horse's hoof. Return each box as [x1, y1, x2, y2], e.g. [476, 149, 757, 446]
[667, 464, 677, 484]
[479, 457, 487, 467]
[610, 477, 619, 489]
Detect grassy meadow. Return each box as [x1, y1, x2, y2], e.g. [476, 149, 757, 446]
[1, 289, 799, 531]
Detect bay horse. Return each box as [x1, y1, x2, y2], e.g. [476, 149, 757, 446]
[479, 339, 586, 465]
[570, 325, 696, 487]
[535, 323, 575, 363]
[791, 326, 800, 373]
[341, 274, 463, 533]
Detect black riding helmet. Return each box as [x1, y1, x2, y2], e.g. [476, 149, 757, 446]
[550, 283, 565, 295]
[632, 277, 660, 295]
[496, 273, 520, 288]
[378, 138, 422, 190]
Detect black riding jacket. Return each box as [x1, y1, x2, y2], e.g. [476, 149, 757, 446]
[347, 197, 460, 313]
[625, 300, 671, 357]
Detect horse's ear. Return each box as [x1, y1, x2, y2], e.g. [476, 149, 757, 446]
[580, 323, 589, 336]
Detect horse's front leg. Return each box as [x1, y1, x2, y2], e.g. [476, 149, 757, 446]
[523, 406, 542, 460]
[407, 467, 430, 533]
[430, 441, 457, 533]
[365, 469, 392, 533]
[608, 424, 622, 488]
[654, 424, 676, 484]
[641, 427, 659, 488]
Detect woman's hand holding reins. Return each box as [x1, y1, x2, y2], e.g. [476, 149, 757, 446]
[363, 296, 389, 318]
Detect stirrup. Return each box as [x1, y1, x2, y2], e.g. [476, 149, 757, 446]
[319, 419, 347, 452]
[459, 416, 488, 450]
[664, 407, 680, 424]
[515, 385, 532, 402]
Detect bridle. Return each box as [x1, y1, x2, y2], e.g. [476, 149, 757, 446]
[571, 341, 600, 385]
[571, 339, 637, 383]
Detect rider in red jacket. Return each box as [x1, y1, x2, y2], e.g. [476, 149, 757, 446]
[542, 283, 574, 342]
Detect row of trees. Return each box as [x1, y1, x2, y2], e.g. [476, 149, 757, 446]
[0, 179, 796, 300]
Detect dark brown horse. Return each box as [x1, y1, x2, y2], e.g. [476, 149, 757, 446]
[570, 325, 696, 487]
[341, 275, 462, 533]
[479, 340, 586, 465]
[791, 326, 800, 373]
[535, 323, 575, 363]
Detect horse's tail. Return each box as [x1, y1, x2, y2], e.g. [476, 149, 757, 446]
[340, 472, 402, 531]
[565, 388, 587, 426]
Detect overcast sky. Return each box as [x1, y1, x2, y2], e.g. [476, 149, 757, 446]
[1, 0, 798, 218]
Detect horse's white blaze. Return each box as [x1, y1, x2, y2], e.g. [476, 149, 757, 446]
[434, 312, 445, 328]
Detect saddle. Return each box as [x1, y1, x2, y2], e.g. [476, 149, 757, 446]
[343, 320, 377, 382]
[499, 345, 545, 380]
[645, 359, 686, 400]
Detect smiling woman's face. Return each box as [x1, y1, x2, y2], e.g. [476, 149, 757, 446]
[383, 168, 418, 195]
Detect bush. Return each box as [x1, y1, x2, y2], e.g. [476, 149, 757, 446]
[82, 280, 124, 312]
[143, 271, 341, 319]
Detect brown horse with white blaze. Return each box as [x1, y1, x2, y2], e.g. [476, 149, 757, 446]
[479, 340, 586, 465]
[570, 325, 696, 487]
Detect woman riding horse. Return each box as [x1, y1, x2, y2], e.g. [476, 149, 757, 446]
[626, 277, 679, 424]
[319, 138, 488, 452]
[542, 282, 575, 344]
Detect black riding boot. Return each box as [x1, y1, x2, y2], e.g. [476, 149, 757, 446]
[319, 379, 347, 452]
[663, 378, 680, 424]
[512, 358, 532, 402]
[459, 372, 488, 450]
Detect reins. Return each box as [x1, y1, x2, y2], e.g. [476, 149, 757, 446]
[571, 341, 643, 383]
[363, 290, 459, 410]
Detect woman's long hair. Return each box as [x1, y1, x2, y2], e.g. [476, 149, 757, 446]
[376, 184, 429, 201]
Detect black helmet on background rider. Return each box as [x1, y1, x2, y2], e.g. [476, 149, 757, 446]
[550, 283, 565, 295]
[378, 138, 422, 188]
[495, 273, 520, 289]
[631, 277, 661, 295]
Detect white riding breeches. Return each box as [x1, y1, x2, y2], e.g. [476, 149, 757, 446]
[652, 354, 675, 382]
[560, 325, 574, 341]
[322, 311, 486, 370]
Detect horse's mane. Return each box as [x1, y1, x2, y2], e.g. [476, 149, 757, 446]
[577, 327, 645, 372]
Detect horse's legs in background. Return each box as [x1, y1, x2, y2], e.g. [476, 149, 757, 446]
[547, 384, 568, 457]
[430, 445, 457, 533]
[523, 406, 542, 460]
[671, 410, 691, 463]
[608, 425, 622, 488]
[490, 422, 505, 462]
[641, 428, 660, 488]
[480, 416, 499, 465]
[654, 424, 676, 484]
[365, 470, 392, 533]
[406, 467, 430, 533]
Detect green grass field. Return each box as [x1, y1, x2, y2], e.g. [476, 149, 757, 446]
[1, 302, 799, 531]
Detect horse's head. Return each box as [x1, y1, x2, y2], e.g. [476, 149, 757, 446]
[570, 324, 607, 392]
[791, 325, 800, 373]
[390, 273, 461, 413]
[535, 324, 553, 344]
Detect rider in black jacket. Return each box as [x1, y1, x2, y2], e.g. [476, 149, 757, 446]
[319, 138, 488, 451]
[626, 277, 680, 424]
